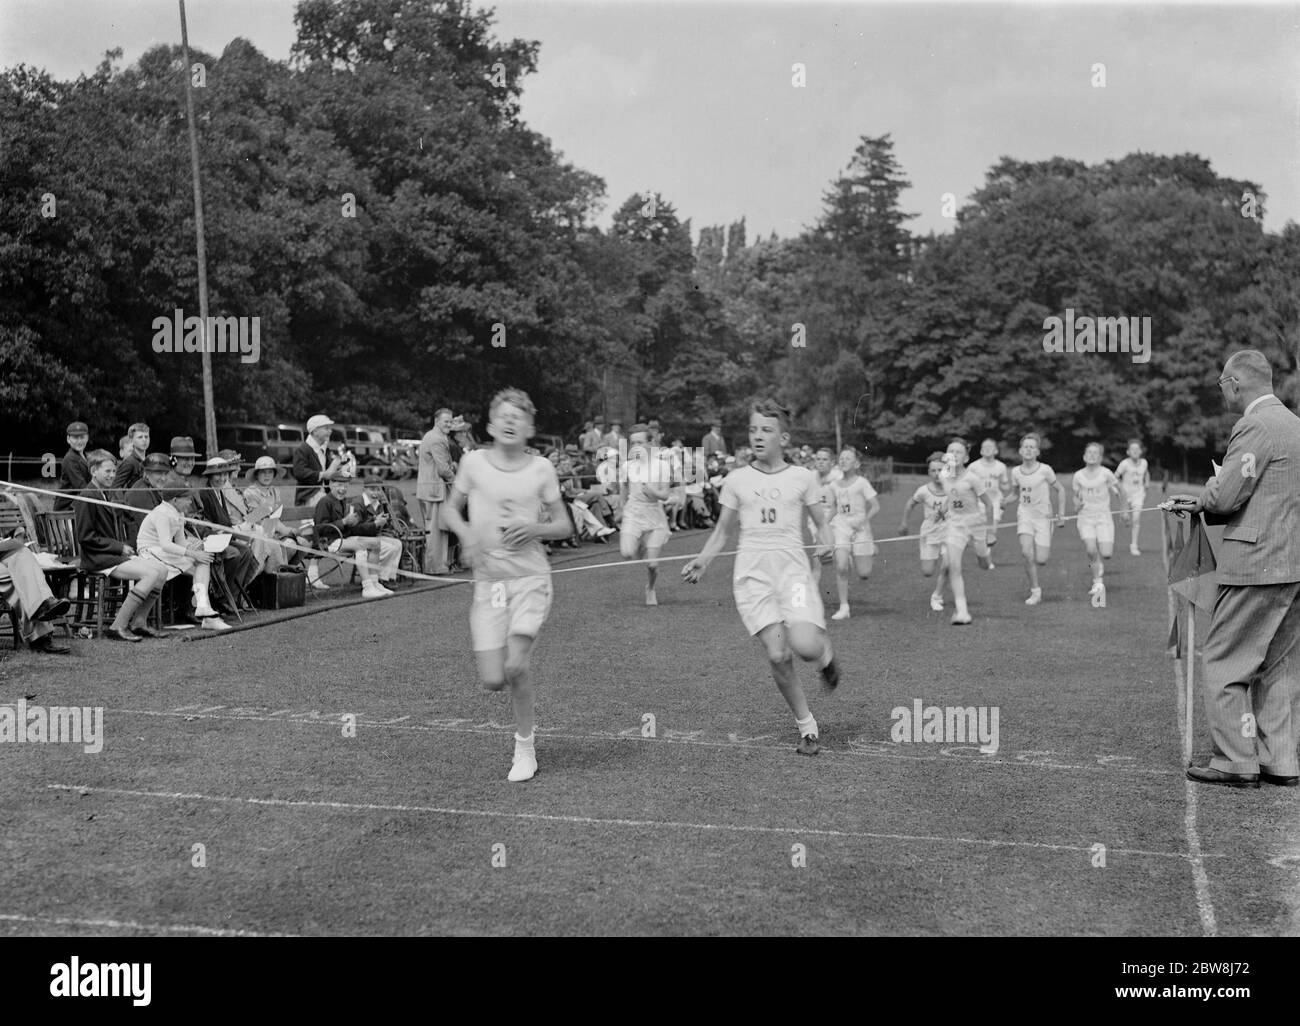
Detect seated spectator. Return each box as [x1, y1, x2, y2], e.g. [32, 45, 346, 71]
[169, 436, 198, 480]
[54, 421, 92, 512]
[595, 446, 624, 521]
[244, 457, 309, 571]
[74, 449, 170, 641]
[122, 453, 174, 546]
[664, 438, 687, 530]
[135, 478, 229, 630]
[556, 455, 615, 541]
[118, 435, 133, 460]
[294, 415, 346, 589]
[0, 525, 72, 653]
[195, 456, 260, 608]
[213, 449, 283, 576]
[112, 422, 151, 490]
[313, 473, 401, 598]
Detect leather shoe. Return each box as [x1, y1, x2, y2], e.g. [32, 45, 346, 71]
[32, 597, 70, 622]
[130, 625, 166, 639]
[1260, 772, 1300, 787]
[104, 627, 142, 643]
[29, 635, 70, 654]
[1186, 765, 1260, 788]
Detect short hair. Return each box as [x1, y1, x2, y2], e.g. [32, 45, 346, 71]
[1084, 441, 1103, 454]
[839, 445, 862, 463]
[118, 435, 132, 456]
[86, 449, 115, 472]
[815, 447, 833, 457]
[488, 389, 535, 420]
[629, 423, 650, 438]
[927, 451, 947, 465]
[435, 407, 453, 420]
[128, 422, 149, 436]
[1127, 438, 1144, 449]
[1224, 349, 1273, 388]
[949, 436, 969, 450]
[749, 397, 791, 433]
[1020, 433, 1040, 446]
[583, 421, 593, 429]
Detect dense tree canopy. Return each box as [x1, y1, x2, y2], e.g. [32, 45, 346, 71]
[1, 0, 1296, 474]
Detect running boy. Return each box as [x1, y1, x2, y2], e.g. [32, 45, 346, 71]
[938, 438, 995, 625]
[619, 424, 672, 605]
[682, 399, 841, 755]
[807, 447, 840, 587]
[828, 446, 880, 620]
[1114, 439, 1150, 556]
[1073, 442, 1121, 608]
[1012, 433, 1066, 606]
[441, 389, 574, 783]
[968, 438, 1011, 568]
[900, 451, 951, 612]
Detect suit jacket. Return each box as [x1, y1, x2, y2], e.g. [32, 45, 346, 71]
[292, 442, 328, 506]
[75, 487, 130, 572]
[315, 494, 381, 539]
[1201, 395, 1300, 586]
[112, 451, 146, 490]
[122, 482, 164, 546]
[55, 449, 91, 511]
[417, 428, 454, 502]
[198, 487, 240, 535]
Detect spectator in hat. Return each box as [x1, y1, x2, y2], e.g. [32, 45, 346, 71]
[314, 472, 401, 598]
[212, 450, 281, 577]
[111, 422, 151, 489]
[136, 476, 229, 631]
[122, 453, 174, 546]
[74, 449, 169, 641]
[244, 456, 309, 571]
[292, 415, 345, 588]
[195, 456, 260, 602]
[54, 421, 92, 512]
[417, 408, 455, 575]
[169, 436, 198, 480]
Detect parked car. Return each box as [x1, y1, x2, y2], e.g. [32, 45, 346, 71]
[331, 423, 396, 478]
[216, 423, 306, 479]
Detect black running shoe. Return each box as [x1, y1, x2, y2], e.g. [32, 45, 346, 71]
[796, 733, 821, 756]
[819, 658, 840, 691]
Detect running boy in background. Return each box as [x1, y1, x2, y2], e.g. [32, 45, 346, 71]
[619, 424, 672, 605]
[683, 399, 841, 756]
[1012, 433, 1067, 606]
[828, 446, 880, 620]
[939, 438, 995, 625]
[1114, 439, 1150, 556]
[900, 451, 951, 612]
[1073, 442, 1121, 608]
[808, 447, 841, 588]
[969, 438, 1011, 569]
[441, 389, 573, 783]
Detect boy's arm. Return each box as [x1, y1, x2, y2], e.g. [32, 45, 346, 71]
[1053, 477, 1067, 518]
[899, 495, 916, 532]
[865, 496, 880, 521]
[681, 506, 737, 582]
[807, 500, 833, 555]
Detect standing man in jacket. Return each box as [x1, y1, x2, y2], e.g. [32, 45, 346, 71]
[1171, 350, 1300, 788]
[418, 408, 455, 575]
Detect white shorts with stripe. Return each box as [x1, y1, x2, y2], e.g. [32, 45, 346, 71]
[733, 549, 826, 636]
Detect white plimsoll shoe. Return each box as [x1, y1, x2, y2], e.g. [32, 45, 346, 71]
[644, 586, 657, 606]
[930, 594, 944, 612]
[200, 616, 231, 631]
[508, 751, 537, 782]
[1025, 588, 1042, 606]
[951, 608, 972, 625]
[361, 582, 389, 599]
[1090, 581, 1106, 608]
[831, 605, 851, 620]
[1130, 545, 1140, 556]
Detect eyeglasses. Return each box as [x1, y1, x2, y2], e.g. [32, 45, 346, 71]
[1217, 375, 1237, 387]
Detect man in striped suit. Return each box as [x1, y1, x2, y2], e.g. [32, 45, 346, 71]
[1172, 350, 1300, 787]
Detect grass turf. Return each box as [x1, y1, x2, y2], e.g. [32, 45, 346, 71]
[1, 475, 1297, 936]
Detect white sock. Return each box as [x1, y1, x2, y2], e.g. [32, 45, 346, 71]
[514, 732, 535, 754]
[795, 712, 818, 738]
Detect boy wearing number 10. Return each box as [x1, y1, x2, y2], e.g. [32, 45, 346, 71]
[683, 399, 843, 756]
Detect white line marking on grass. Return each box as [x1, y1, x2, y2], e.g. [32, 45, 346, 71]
[111, 707, 1181, 777]
[48, 784, 1221, 862]
[0, 912, 293, 937]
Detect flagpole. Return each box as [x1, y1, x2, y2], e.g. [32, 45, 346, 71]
[179, 0, 217, 458]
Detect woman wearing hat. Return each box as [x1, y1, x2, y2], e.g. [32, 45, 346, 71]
[169, 437, 199, 479]
[245, 456, 310, 575]
[211, 450, 283, 577]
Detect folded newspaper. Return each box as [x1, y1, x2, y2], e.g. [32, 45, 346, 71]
[203, 533, 232, 553]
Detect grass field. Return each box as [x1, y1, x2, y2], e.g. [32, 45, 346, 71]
[2, 474, 1298, 936]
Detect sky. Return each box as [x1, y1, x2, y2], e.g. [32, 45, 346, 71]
[2, 0, 1296, 241]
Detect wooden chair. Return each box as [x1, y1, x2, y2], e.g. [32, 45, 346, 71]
[1, 496, 74, 647]
[36, 510, 158, 638]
